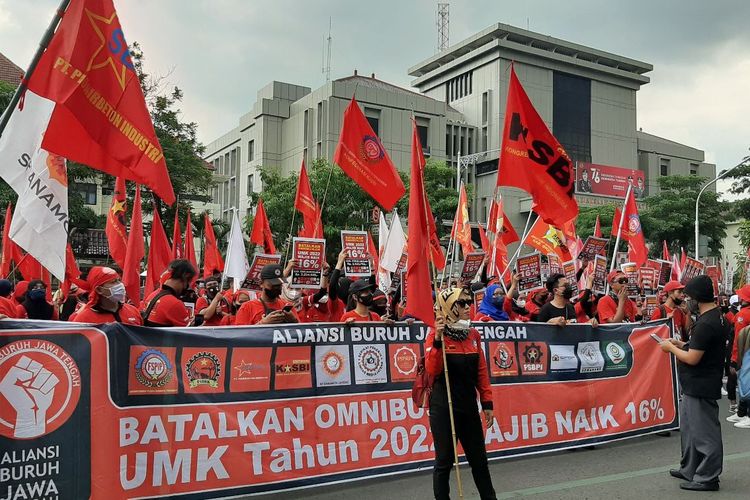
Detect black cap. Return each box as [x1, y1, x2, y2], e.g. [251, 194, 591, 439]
[260, 264, 284, 285]
[684, 275, 714, 303]
[349, 279, 374, 295]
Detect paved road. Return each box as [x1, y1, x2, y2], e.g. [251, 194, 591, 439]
[257, 405, 750, 499]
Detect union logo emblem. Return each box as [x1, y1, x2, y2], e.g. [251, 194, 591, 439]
[359, 135, 385, 163]
[45, 153, 68, 187]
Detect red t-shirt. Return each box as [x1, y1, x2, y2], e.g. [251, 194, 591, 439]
[650, 303, 687, 338]
[328, 298, 346, 324]
[71, 303, 143, 325]
[597, 295, 637, 323]
[0, 296, 17, 318]
[195, 296, 230, 326]
[731, 306, 750, 363]
[142, 287, 191, 327]
[339, 310, 381, 322]
[301, 296, 334, 323]
[235, 298, 299, 325]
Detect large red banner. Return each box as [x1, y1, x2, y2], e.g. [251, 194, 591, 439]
[576, 163, 645, 200]
[0, 320, 678, 499]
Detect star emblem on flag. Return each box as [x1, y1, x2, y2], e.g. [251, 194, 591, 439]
[110, 199, 126, 216]
[234, 360, 253, 377]
[84, 8, 133, 90]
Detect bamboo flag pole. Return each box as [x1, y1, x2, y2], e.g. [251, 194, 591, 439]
[497, 208, 535, 284]
[606, 184, 633, 294]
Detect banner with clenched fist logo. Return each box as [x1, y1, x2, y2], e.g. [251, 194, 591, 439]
[0, 319, 678, 498]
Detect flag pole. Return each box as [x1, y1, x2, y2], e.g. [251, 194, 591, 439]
[0, 0, 71, 138]
[414, 137, 463, 500]
[607, 184, 632, 294]
[497, 208, 535, 284]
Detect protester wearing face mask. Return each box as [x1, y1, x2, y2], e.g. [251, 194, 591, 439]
[537, 273, 598, 326]
[235, 264, 299, 325]
[425, 287, 496, 500]
[597, 271, 638, 323]
[474, 280, 515, 322]
[525, 288, 550, 321]
[299, 263, 334, 323]
[70, 267, 142, 325]
[17, 280, 57, 320]
[142, 259, 197, 327]
[195, 275, 230, 326]
[220, 289, 254, 326]
[658, 275, 728, 491]
[650, 280, 691, 337]
[0, 280, 18, 319]
[340, 280, 381, 323]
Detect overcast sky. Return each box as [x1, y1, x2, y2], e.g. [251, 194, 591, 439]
[1, 0, 748, 192]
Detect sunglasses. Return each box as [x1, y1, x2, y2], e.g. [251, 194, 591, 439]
[616, 278, 629, 284]
[455, 299, 472, 307]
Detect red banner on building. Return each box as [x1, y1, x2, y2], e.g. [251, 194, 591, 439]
[576, 163, 645, 200]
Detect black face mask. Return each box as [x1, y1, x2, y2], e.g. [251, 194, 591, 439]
[535, 293, 549, 305]
[721, 305, 730, 313]
[358, 294, 373, 306]
[371, 303, 387, 316]
[265, 287, 282, 300]
[206, 284, 219, 298]
[686, 298, 700, 315]
[672, 297, 683, 306]
[561, 284, 574, 300]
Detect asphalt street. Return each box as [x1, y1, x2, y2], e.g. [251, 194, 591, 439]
[256, 404, 750, 500]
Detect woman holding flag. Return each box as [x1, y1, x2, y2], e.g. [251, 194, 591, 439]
[425, 287, 496, 500]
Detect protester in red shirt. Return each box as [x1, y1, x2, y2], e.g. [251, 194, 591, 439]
[650, 280, 690, 339]
[70, 267, 142, 325]
[235, 264, 299, 325]
[730, 285, 750, 368]
[142, 259, 196, 327]
[525, 288, 550, 321]
[195, 275, 230, 326]
[597, 270, 638, 323]
[0, 280, 17, 319]
[17, 280, 58, 320]
[12, 281, 28, 317]
[220, 289, 254, 325]
[340, 280, 381, 323]
[300, 266, 335, 322]
[473, 275, 518, 322]
[574, 274, 599, 323]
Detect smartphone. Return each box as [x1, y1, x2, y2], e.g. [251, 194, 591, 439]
[650, 333, 662, 343]
[282, 305, 293, 313]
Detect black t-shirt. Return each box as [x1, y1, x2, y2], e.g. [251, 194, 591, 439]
[536, 302, 577, 323]
[678, 307, 729, 399]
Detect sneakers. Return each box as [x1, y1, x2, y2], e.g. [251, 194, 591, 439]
[721, 387, 728, 396]
[727, 413, 743, 423]
[729, 403, 738, 413]
[735, 416, 750, 428]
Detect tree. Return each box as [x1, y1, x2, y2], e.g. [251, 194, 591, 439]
[574, 205, 617, 240]
[246, 157, 466, 259]
[724, 152, 750, 220]
[640, 175, 729, 256]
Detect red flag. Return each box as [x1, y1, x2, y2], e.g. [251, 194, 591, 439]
[662, 240, 670, 261]
[404, 120, 435, 327]
[526, 216, 573, 261]
[478, 224, 490, 254]
[203, 214, 224, 278]
[171, 209, 182, 260]
[611, 207, 623, 237]
[250, 199, 277, 254]
[294, 160, 324, 239]
[26, 0, 175, 203]
[497, 66, 578, 226]
[680, 248, 687, 270]
[427, 202, 446, 271]
[451, 183, 473, 257]
[184, 211, 198, 276]
[122, 186, 144, 305]
[612, 190, 647, 266]
[105, 176, 128, 269]
[145, 204, 171, 299]
[594, 215, 602, 238]
[333, 97, 406, 211]
[1, 204, 22, 277]
[487, 197, 520, 245]
[61, 243, 82, 297]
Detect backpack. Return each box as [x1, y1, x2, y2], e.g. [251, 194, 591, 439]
[411, 356, 435, 409]
[142, 290, 173, 327]
[737, 327, 750, 404]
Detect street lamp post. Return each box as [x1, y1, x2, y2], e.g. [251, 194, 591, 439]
[694, 163, 744, 260]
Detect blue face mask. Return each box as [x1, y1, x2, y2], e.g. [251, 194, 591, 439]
[492, 295, 504, 308]
[29, 289, 46, 301]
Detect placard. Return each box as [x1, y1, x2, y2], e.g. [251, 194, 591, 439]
[644, 295, 659, 319]
[639, 267, 657, 295]
[592, 255, 608, 295]
[244, 254, 282, 290]
[341, 231, 371, 277]
[516, 253, 543, 294]
[389, 252, 408, 293]
[578, 236, 609, 262]
[644, 259, 661, 271]
[679, 257, 705, 285]
[290, 237, 326, 289]
[657, 259, 672, 287]
[473, 288, 486, 310]
[460, 252, 486, 285]
[705, 266, 720, 296]
[562, 260, 579, 296]
[620, 262, 640, 298]
[547, 253, 562, 275]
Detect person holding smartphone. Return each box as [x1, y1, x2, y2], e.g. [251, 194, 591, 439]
[235, 264, 299, 325]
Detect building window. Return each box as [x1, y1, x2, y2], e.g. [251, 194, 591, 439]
[660, 158, 670, 176]
[316, 102, 323, 141]
[247, 140, 254, 162]
[467, 129, 474, 154]
[247, 174, 254, 196]
[223, 182, 229, 209]
[690, 163, 698, 175]
[553, 71, 592, 163]
[416, 117, 429, 150]
[481, 126, 488, 151]
[231, 149, 237, 177]
[230, 178, 236, 207]
[76, 183, 97, 205]
[303, 109, 309, 144]
[447, 71, 473, 102]
[481, 91, 489, 125]
[316, 142, 322, 159]
[365, 107, 380, 136]
[224, 152, 230, 176]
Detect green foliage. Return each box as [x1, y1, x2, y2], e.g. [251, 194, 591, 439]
[247, 157, 463, 258]
[575, 205, 617, 240]
[640, 175, 728, 256]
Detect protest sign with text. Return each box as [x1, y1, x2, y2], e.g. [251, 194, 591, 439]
[517, 253, 543, 294]
[341, 231, 371, 277]
[291, 238, 326, 289]
[245, 254, 282, 290]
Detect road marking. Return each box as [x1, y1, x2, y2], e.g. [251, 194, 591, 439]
[497, 451, 750, 498]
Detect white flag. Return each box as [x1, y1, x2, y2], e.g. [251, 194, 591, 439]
[0, 91, 68, 280]
[223, 209, 250, 292]
[377, 211, 391, 291]
[381, 211, 406, 272]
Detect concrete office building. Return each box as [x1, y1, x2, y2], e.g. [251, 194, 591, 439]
[204, 23, 715, 232]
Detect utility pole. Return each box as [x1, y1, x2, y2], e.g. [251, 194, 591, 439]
[437, 3, 449, 52]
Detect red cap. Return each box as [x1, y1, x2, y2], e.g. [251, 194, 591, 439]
[607, 270, 625, 283]
[663, 280, 685, 293]
[737, 284, 750, 304]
